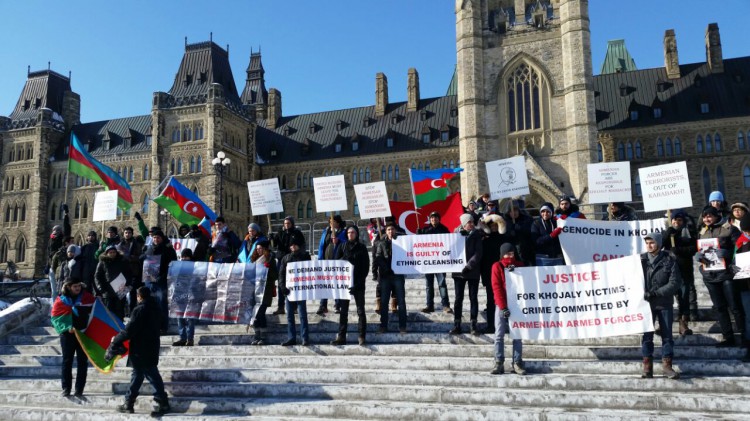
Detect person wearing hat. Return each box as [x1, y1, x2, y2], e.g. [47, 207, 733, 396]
[707, 191, 730, 222]
[489, 243, 526, 375]
[278, 236, 312, 346]
[450, 213, 485, 336]
[317, 214, 347, 315]
[140, 230, 178, 333]
[187, 224, 210, 262]
[375, 224, 408, 334]
[641, 232, 681, 379]
[734, 213, 750, 361]
[531, 202, 564, 265]
[238, 223, 267, 263]
[504, 198, 536, 266]
[94, 245, 132, 319]
[418, 211, 452, 314]
[247, 240, 278, 346]
[555, 195, 586, 220]
[331, 226, 370, 345]
[663, 210, 698, 334]
[479, 213, 509, 333]
[95, 226, 121, 260]
[270, 216, 306, 315]
[178, 224, 191, 238]
[80, 231, 100, 294]
[729, 202, 749, 231]
[120, 226, 147, 316]
[603, 202, 638, 222]
[696, 206, 743, 347]
[51, 278, 95, 397]
[47, 203, 71, 300]
[52, 236, 75, 294]
[58, 245, 84, 294]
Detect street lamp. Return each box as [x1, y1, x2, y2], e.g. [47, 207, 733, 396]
[212, 151, 231, 216]
[159, 209, 169, 234]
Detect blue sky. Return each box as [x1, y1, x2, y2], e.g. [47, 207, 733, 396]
[0, 1, 745, 122]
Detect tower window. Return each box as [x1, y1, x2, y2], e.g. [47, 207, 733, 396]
[507, 63, 543, 133]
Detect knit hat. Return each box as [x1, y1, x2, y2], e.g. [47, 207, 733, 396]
[644, 231, 663, 249]
[66, 245, 80, 256]
[248, 223, 261, 233]
[290, 236, 304, 248]
[107, 226, 118, 234]
[671, 210, 687, 221]
[741, 214, 750, 232]
[52, 225, 63, 235]
[284, 216, 295, 224]
[559, 195, 572, 205]
[459, 213, 474, 228]
[256, 239, 271, 249]
[330, 215, 344, 225]
[105, 245, 118, 253]
[702, 206, 720, 218]
[87, 230, 97, 237]
[499, 243, 516, 257]
[539, 202, 554, 213]
[708, 191, 725, 202]
[429, 211, 441, 219]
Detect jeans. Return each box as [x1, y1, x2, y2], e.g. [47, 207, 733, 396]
[124, 365, 168, 405]
[49, 271, 57, 301]
[740, 290, 750, 341]
[641, 306, 674, 358]
[286, 298, 309, 342]
[676, 270, 696, 318]
[60, 332, 88, 393]
[425, 273, 449, 308]
[339, 289, 367, 338]
[380, 276, 407, 329]
[454, 277, 480, 323]
[494, 306, 522, 363]
[704, 279, 745, 339]
[177, 318, 195, 341]
[145, 282, 169, 331]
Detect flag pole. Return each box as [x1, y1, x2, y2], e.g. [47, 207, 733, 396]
[266, 214, 274, 248]
[64, 135, 72, 207]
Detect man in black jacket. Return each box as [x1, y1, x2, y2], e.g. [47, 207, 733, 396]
[271, 216, 306, 315]
[80, 231, 100, 294]
[418, 212, 451, 314]
[450, 213, 484, 336]
[140, 231, 177, 333]
[332, 226, 370, 346]
[47, 204, 71, 300]
[278, 238, 312, 346]
[663, 210, 697, 335]
[114, 287, 170, 416]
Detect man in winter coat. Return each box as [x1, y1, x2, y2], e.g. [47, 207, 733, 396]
[96, 226, 121, 260]
[375, 224, 408, 333]
[604, 202, 638, 221]
[317, 215, 347, 315]
[47, 204, 71, 300]
[80, 231, 100, 293]
[479, 214, 508, 334]
[503, 200, 535, 266]
[209, 217, 241, 263]
[278, 237, 313, 346]
[113, 287, 170, 416]
[140, 231, 177, 333]
[94, 246, 133, 320]
[663, 210, 697, 335]
[490, 243, 526, 375]
[450, 213, 484, 336]
[58, 245, 84, 291]
[119, 225, 145, 315]
[237, 223, 267, 263]
[555, 195, 586, 220]
[531, 202, 564, 265]
[418, 211, 451, 314]
[641, 232, 681, 379]
[188, 224, 210, 262]
[270, 216, 306, 315]
[331, 226, 370, 346]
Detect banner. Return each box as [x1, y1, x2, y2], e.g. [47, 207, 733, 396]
[506, 254, 653, 340]
[391, 233, 466, 275]
[638, 161, 692, 212]
[313, 175, 348, 212]
[587, 162, 632, 204]
[485, 156, 530, 200]
[247, 178, 284, 216]
[734, 251, 750, 280]
[92, 190, 119, 222]
[558, 217, 665, 264]
[167, 261, 268, 324]
[285, 260, 353, 301]
[354, 181, 391, 219]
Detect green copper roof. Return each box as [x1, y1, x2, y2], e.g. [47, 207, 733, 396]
[446, 64, 457, 96]
[600, 39, 637, 75]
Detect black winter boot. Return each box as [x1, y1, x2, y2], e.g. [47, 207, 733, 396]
[490, 359, 504, 375]
[449, 321, 462, 335]
[470, 320, 480, 336]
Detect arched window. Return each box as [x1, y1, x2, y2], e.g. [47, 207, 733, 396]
[617, 143, 625, 160]
[411, 162, 417, 170]
[393, 191, 399, 201]
[717, 166, 725, 194]
[365, 168, 371, 182]
[705, 134, 713, 153]
[15, 237, 26, 262]
[50, 202, 57, 220]
[353, 199, 360, 216]
[0, 237, 8, 263]
[506, 62, 545, 132]
[20, 203, 26, 222]
[626, 142, 634, 160]
[27, 145, 33, 160]
[297, 201, 304, 219]
[359, 168, 364, 183]
[12, 204, 18, 222]
[442, 160, 448, 169]
[449, 160, 455, 168]
[142, 194, 150, 215]
[702, 167, 711, 201]
[395, 165, 400, 180]
[183, 126, 192, 142]
[381, 166, 386, 181]
[74, 201, 80, 219]
[281, 175, 287, 190]
[388, 165, 393, 181]
[418, 162, 423, 171]
[597, 143, 603, 162]
[195, 124, 204, 140]
[739, 130, 747, 150]
[302, 173, 308, 188]
[59, 205, 64, 220]
[425, 161, 430, 170]
[308, 173, 313, 187]
[4, 205, 10, 223]
[172, 128, 180, 142]
[656, 139, 664, 157]
[306, 200, 313, 219]
[635, 140, 642, 159]
[665, 138, 673, 156]
[170, 159, 175, 174]
[82, 201, 89, 219]
[674, 137, 682, 155]
[352, 168, 358, 184]
[189, 157, 195, 173]
[696, 135, 704, 153]
[324, 170, 329, 177]
[143, 164, 149, 180]
[197, 156, 203, 173]
[176, 159, 183, 174]
[635, 175, 642, 197]
[715, 132, 722, 152]
[744, 166, 750, 188]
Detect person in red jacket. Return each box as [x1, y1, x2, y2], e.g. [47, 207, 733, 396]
[490, 243, 526, 375]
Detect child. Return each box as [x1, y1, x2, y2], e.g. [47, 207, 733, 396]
[490, 243, 526, 375]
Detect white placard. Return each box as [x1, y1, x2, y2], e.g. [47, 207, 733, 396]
[734, 251, 750, 280]
[285, 260, 353, 301]
[587, 162, 632, 204]
[485, 156, 530, 200]
[638, 161, 692, 212]
[391, 233, 467, 275]
[171, 238, 198, 254]
[558, 218, 666, 264]
[313, 175, 348, 213]
[247, 178, 284, 216]
[92, 190, 119, 222]
[506, 254, 653, 340]
[353, 182, 392, 219]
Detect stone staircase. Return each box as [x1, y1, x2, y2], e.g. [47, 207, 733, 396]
[0, 269, 749, 420]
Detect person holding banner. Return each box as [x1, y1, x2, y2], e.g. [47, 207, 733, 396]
[173, 248, 197, 347]
[317, 215, 347, 315]
[663, 211, 698, 335]
[734, 214, 750, 361]
[604, 202, 638, 222]
[250, 240, 278, 346]
[490, 243, 526, 375]
[271, 216, 306, 315]
[332, 226, 370, 346]
[418, 212, 452, 314]
[94, 246, 133, 320]
[449, 214, 484, 336]
[555, 195, 586, 220]
[531, 203, 564, 266]
[641, 232, 681, 379]
[279, 237, 312, 346]
[375, 224, 408, 334]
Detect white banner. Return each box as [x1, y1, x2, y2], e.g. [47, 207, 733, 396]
[353, 181, 392, 219]
[587, 162, 632, 204]
[734, 251, 750, 280]
[506, 254, 653, 340]
[485, 156, 530, 200]
[392, 233, 466, 275]
[638, 161, 692, 212]
[313, 175, 348, 212]
[558, 218, 666, 264]
[92, 190, 119, 222]
[171, 238, 197, 254]
[247, 178, 284, 216]
[286, 260, 353, 301]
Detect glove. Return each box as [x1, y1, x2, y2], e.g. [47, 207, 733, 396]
[550, 227, 563, 238]
[104, 342, 127, 362]
[506, 265, 516, 272]
[134, 211, 142, 221]
[461, 267, 471, 276]
[694, 252, 705, 263]
[348, 287, 356, 295]
[731, 265, 742, 275]
[61, 203, 69, 214]
[643, 291, 651, 301]
[282, 288, 291, 296]
[502, 308, 511, 318]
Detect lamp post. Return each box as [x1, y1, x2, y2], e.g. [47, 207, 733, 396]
[212, 151, 231, 216]
[160, 209, 169, 234]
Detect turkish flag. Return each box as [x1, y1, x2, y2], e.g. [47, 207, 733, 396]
[389, 192, 464, 235]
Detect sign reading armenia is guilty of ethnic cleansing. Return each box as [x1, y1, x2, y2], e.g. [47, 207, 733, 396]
[638, 161, 692, 212]
[391, 233, 466, 275]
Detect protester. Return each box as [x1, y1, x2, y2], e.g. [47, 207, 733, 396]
[52, 236, 75, 292]
[490, 243, 526, 375]
[238, 223, 267, 263]
[484, 200, 500, 216]
[479, 214, 507, 333]
[641, 232, 681, 379]
[531, 202, 563, 265]
[279, 237, 312, 346]
[209, 217, 241, 263]
[140, 231, 177, 333]
[375, 224, 407, 333]
[58, 245, 83, 289]
[271, 216, 306, 315]
[663, 210, 697, 335]
[475, 193, 491, 212]
[504, 199, 535, 266]
[332, 226, 370, 346]
[707, 191, 730, 222]
[96, 226, 122, 259]
[173, 248, 197, 347]
[604, 202, 638, 221]
[317, 215, 347, 315]
[555, 195, 586, 220]
[188, 224, 210, 262]
[734, 213, 750, 361]
[250, 240, 278, 346]
[382, 216, 405, 313]
[119, 226, 145, 315]
[47, 204, 71, 300]
[729, 202, 749, 231]
[51, 279, 94, 397]
[178, 224, 190, 238]
[113, 287, 170, 416]
[450, 213, 484, 336]
[94, 245, 132, 320]
[418, 211, 452, 314]
[80, 231, 99, 293]
[464, 201, 481, 224]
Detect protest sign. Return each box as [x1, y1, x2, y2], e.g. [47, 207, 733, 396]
[247, 178, 284, 216]
[391, 233, 466, 275]
[697, 238, 725, 271]
[313, 175, 348, 212]
[285, 260, 353, 301]
[167, 261, 268, 324]
[506, 254, 652, 340]
[587, 162, 632, 204]
[638, 161, 692, 212]
[734, 251, 750, 280]
[171, 238, 197, 254]
[558, 217, 665, 264]
[92, 190, 119, 222]
[354, 181, 391, 219]
[485, 156, 530, 200]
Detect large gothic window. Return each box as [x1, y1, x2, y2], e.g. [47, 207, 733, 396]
[506, 63, 543, 132]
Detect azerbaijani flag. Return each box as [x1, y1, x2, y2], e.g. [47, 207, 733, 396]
[410, 168, 463, 208]
[75, 299, 129, 374]
[153, 176, 217, 226]
[68, 133, 134, 210]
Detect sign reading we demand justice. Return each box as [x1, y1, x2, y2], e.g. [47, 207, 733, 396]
[286, 260, 353, 301]
[506, 254, 652, 340]
[392, 233, 466, 275]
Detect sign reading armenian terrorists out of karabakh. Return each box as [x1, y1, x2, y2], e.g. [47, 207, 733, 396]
[485, 156, 530, 200]
[391, 233, 466, 275]
[313, 175, 348, 213]
[638, 161, 692, 212]
[587, 162, 632, 204]
[353, 181, 392, 219]
[247, 178, 284, 216]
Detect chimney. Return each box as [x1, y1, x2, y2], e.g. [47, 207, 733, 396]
[375, 73, 388, 117]
[407, 68, 420, 112]
[705, 23, 723, 74]
[267, 88, 281, 130]
[663, 29, 680, 79]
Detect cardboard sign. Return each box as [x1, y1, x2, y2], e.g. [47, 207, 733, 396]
[354, 182, 392, 219]
[247, 178, 284, 216]
[92, 190, 119, 222]
[638, 161, 692, 212]
[587, 162, 632, 204]
[391, 233, 467, 275]
[558, 218, 666, 264]
[734, 251, 750, 280]
[485, 156, 530, 200]
[313, 175, 348, 212]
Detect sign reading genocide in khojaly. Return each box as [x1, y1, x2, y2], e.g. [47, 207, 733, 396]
[92, 190, 119, 222]
[247, 178, 284, 216]
[313, 175, 348, 212]
[587, 161, 632, 204]
[638, 161, 692, 212]
[506, 254, 653, 340]
[485, 156, 530, 201]
[557, 217, 666, 264]
[353, 181, 392, 219]
[285, 260, 354, 301]
[391, 233, 467, 275]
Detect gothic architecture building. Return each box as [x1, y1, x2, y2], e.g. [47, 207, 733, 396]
[1, 0, 748, 276]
